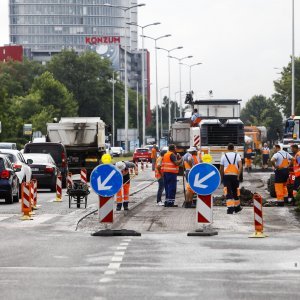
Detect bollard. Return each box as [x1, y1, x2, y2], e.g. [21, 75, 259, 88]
[29, 181, 36, 215]
[134, 161, 139, 175]
[67, 172, 73, 189]
[249, 193, 267, 238]
[141, 160, 144, 171]
[20, 182, 33, 220]
[145, 161, 148, 168]
[81, 168, 87, 184]
[54, 174, 62, 202]
[31, 179, 38, 210]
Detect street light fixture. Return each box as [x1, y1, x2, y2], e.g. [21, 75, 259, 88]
[180, 62, 202, 92]
[156, 46, 183, 129]
[103, 3, 146, 152]
[126, 21, 161, 146]
[169, 55, 193, 118]
[142, 34, 172, 147]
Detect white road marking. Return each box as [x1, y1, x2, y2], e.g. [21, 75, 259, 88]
[117, 246, 127, 250]
[122, 239, 132, 242]
[111, 256, 123, 262]
[104, 270, 116, 275]
[120, 243, 129, 246]
[0, 215, 13, 222]
[108, 263, 120, 269]
[114, 251, 125, 256]
[99, 277, 113, 283]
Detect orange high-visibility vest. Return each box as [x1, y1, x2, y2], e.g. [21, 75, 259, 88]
[224, 153, 239, 175]
[278, 152, 290, 169]
[294, 151, 300, 177]
[184, 154, 199, 170]
[151, 147, 157, 159]
[262, 147, 270, 155]
[155, 156, 163, 179]
[162, 151, 179, 174]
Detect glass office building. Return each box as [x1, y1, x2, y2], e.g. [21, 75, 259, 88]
[9, 0, 138, 59]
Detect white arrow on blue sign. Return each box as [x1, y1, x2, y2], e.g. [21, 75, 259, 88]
[90, 164, 123, 197]
[188, 163, 221, 196]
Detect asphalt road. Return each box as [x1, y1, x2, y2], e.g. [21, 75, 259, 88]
[1, 167, 300, 300]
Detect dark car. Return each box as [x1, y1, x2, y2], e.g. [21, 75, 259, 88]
[23, 142, 68, 188]
[23, 153, 58, 192]
[0, 154, 20, 204]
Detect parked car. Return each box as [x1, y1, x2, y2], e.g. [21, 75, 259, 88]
[0, 154, 20, 204]
[0, 142, 17, 150]
[0, 149, 32, 188]
[111, 147, 124, 157]
[23, 142, 68, 188]
[133, 148, 152, 162]
[23, 153, 58, 191]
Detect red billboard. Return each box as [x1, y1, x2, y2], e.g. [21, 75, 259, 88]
[0, 45, 23, 62]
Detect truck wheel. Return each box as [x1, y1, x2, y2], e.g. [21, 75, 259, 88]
[269, 174, 276, 198]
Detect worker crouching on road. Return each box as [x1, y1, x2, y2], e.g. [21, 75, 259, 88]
[115, 161, 135, 211]
[271, 144, 293, 206]
[261, 143, 270, 170]
[183, 147, 199, 208]
[161, 144, 183, 207]
[290, 144, 300, 204]
[220, 143, 243, 214]
[155, 149, 167, 206]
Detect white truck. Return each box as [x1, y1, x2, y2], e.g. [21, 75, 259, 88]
[170, 98, 245, 168]
[47, 117, 106, 177]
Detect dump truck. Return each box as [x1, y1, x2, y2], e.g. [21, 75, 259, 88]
[47, 117, 106, 178]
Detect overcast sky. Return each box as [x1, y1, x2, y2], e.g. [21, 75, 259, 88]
[0, 0, 299, 108]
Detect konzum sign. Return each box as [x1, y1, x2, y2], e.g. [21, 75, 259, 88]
[85, 36, 121, 44]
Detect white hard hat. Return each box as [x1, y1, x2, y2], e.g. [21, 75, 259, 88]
[187, 147, 197, 152]
[115, 161, 126, 171]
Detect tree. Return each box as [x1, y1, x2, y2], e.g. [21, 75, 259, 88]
[273, 56, 300, 117]
[240, 95, 283, 142]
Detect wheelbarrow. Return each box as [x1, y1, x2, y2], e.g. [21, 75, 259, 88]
[67, 180, 90, 208]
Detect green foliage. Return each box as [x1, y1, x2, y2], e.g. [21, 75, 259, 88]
[240, 95, 283, 142]
[273, 57, 300, 117]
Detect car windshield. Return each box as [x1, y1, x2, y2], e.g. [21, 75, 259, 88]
[23, 154, 52, 164]
[0, 158, 5, 171]
[25, 145, 62, 163]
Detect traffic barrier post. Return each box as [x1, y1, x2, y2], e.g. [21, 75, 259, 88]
[54, 174, 62, 202]
[29, 181, 36, 215]
[134, 161, 138, 175]
[20, 182, 33, 220]
[99, 196, 114, 223]
[141, 160, 144, 171]
[81, 168, 87, 184]
[67, 172, 73, 188]
[31, 179, 38, 210]
[249, 193, 267, 238]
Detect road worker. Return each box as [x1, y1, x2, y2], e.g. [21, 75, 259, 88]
[183, 147, 199, 208]
[271, 144, 293, 206]
[261, 143, 270, 170]
[161, 144, 182, 207]
[155, 148, 167, 206]
[151, 144, 158, 171]
[115, 161, 135, 211]
[245, 144, 253, 172]
[220, 143, 243, 214]
[290, 144, 300, 204]
[190, 108, 201, 127]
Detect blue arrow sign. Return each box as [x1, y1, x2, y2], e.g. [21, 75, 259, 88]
[90, 164, 123, 197]
[188, 163, 221, 195]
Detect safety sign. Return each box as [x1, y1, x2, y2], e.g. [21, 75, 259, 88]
[188, 163, 221, 195]
[90, 164, 123, 197]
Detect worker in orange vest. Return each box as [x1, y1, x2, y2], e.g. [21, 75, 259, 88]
[291, 144, 300, 204]
[271, 144, 293, 206]
[115, 161, 135, 211]
[151, 144, 158, 171]
[261, 143, 270, 170]
[245, 145, 253, 172]
[183, 147, 199, 208]
[161, 144, 182, 207]
[155, 149, 167, 206]
[190, 109, 201, 127]
[220, 143, 243, 214]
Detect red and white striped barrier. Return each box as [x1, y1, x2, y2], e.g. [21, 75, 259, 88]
[249, 193, 267, 238]
[99, 196, 114, 223]
[67, 172, 73, 188]
[141, 160, 144, 171]
[134, 161, 138, 175]
[55, 175, 62, 202]
[21, 182, 32, 220]
[197, 195, 213, 224]
[31, 179, 38, 210]
[193, 135, 200, 147]
[81, 168, 87, 184]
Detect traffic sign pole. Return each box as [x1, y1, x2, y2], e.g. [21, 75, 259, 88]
[187, 163, 220, 237]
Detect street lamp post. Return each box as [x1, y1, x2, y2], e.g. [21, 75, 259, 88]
[142, 34, 172, 147]
[136, 80, 139, 147]
[126, 22, 161, 147]
[292, 0, 295, 116]
[112, 72, 116, 147]
[169, 55, 193, 118]
[160, 86, 168, 139]
[174, 91, 184, 119]
[104, 3, 145, 153]
[181, 62, 202, 92]
[156, 46, 183, 130]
